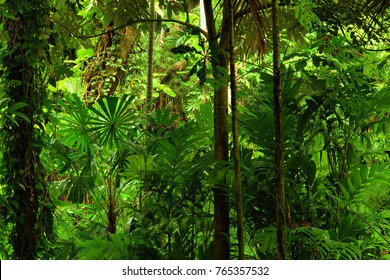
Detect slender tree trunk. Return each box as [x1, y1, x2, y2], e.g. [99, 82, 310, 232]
[146, 0, 155, 105]
[3, 0, 52, 259]
[107, 193, 117, 234]
[203, 0, 230, 260]
[272, 0, 287, 260]
[200, 0, 207, 32]
[228, 0, 245, 260]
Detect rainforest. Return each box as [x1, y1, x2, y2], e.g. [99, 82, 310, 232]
[0, 0, 389, 260]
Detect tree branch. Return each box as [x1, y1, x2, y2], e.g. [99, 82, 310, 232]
[55, 18, 208, 39]
[365, 47, 390, 51]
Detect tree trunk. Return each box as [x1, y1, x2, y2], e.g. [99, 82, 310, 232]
[203, 0, 231, 260]
[3, 0, 52, 259]
[200, 0, 207, 32]
[146, 0, 155, 105]
[272, 0, 287, 260]
[229, 0, 245, 260]
[84, 25, 137, 102]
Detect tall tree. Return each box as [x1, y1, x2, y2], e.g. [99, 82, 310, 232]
[203, 0, 231, 259]
[272, 0, 287, 260]
[228, 0, 244, 260]
[146, 0, 156, 104]
[2, 0, 53, 259]
[202, 0, 268, 260]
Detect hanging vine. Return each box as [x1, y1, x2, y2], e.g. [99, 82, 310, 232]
[1, 0, 54, 259]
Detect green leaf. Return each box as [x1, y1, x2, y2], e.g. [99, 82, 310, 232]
[197, 64, 207, 85]
[339, 183, 350, 201]
[57, 94, 92, 152]
[170, 45, 198, 54]
[304, 160, 317, 186]
[88, 95, 135, 147]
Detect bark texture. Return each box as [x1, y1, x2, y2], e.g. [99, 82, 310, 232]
[146, 0, 156, 104]
[272, 0, 287, 260]
[229, 0, 245, 260]
[203, 0, 231, 260]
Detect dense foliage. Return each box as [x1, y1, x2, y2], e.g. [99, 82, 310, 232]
[0, 0, 389, 260]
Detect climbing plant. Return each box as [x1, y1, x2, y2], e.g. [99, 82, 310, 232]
[0, 0, 58, 260]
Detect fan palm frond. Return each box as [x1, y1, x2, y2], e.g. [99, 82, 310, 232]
[88, 95, 136, 148]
